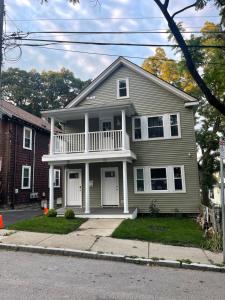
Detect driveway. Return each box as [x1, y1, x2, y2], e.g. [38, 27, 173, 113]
[0, 208, 42, 227]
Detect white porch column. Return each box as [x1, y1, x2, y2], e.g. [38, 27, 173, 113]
[85, 113, 89, 152]
[49, 164, 54, 209]
[121, 109, 126, 150]
[50, 117, 55, 155]
[123, 160, 129, 213]
[85, 162, 90, 214]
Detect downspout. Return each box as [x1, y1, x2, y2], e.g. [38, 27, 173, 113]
[12, 122, 17, 208]
[32, 129, 36, 193]
[6, 121, 12, 206]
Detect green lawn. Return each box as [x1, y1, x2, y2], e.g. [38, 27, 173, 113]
[8, 216, 87, 234]
[112, 216, 205, 248]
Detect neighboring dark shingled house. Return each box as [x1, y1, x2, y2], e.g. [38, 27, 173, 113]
[0, 100, 62, 208]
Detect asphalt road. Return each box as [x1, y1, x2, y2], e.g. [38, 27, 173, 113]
[0, 251, 225, 300]
[0, 209, 42, 226]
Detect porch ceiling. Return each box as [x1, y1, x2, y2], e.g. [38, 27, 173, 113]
[42, 101, 136, 122]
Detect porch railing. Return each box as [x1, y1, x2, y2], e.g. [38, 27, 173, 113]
[53, 130, 129, 154]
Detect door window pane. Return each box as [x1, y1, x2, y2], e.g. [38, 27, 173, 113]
[105, 171, 115, 178]
[150, 168, 167, 190]
[148, 116, 164, 138]
[69, 173, 79, 179]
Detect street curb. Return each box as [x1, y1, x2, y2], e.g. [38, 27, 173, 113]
[0, 243, 224, 273]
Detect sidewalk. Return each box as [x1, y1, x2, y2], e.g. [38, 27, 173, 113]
[0, 219, 223, 266]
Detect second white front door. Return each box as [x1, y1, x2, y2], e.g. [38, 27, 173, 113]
[101, 167, 119, 206]
[66, 169, 82, 206]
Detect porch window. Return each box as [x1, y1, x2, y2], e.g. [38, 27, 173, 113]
[21, 166, 31, 189]
[117, 78, 129, 99]
[150, 168, 167, 191]
[148, 116, 164, 138]
[54, 169, 61, 188]
[23, 127, 32, 150]
[135, 168, 144, 192]
[170, 114, 179, 137]
[134, 117, 142, 140]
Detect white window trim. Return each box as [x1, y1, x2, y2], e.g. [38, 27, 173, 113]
[134, 165, 186, 194]
[54, 169, 61, 188]
[23, 126, 32, 150]
[132, 113, 181, 142]
[117, 78, 129, 99]
[21, 165, 31, 189]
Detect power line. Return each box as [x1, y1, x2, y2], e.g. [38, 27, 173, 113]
[5, 15, 220, 22]
[19, 45, 225, 66]
[14, 37, 225, 49]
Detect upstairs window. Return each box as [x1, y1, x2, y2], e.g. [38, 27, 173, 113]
[21, 166, 31, 189]
[170, 114, 179, 137]
[148, 116, 164, 139]
[23, 127, 32, 150]
[117, 78, 129, 99]
[134, 117, 142, 140]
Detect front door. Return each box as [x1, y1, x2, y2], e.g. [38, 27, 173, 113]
[66, 170, 82, 206]
[101, 167, 119, 206]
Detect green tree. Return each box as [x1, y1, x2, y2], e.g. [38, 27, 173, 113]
[142, 22, 225, 205]
[1, 68, 90, 116]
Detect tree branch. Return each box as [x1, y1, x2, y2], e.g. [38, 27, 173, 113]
[153, 0, 225, 115]
[164, 0, 169, 8]
[172, 2, 197, 19]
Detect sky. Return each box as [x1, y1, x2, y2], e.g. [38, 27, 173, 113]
[4, 0, 220, 80]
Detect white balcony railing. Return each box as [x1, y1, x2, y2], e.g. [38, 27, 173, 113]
[53, 130, 129, 154]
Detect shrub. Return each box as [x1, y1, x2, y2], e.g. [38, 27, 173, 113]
[65, 208, 75, 219]
[149, 200, 160, 216]
[47, 209, 57, 217]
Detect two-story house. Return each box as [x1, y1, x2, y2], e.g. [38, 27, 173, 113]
[0, 100, 62, 208]
[42, 57, 200, 219]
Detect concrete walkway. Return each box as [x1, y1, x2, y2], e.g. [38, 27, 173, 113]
[0, 219, 223, 265]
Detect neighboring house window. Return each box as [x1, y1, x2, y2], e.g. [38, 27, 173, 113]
[117, 78, 129, 99]
[23, 127, 32, 150]
[209, 188, 214, 199]
[134, 165, 186, 193]
[150, 168, 167, 191]
[21, 166, 31, 189]
[148, 116, 164, 138]
[135, 168, 145, 192]
[132, 113, 180, 141]
[134, 117, 142, 140]
[54, 169, 61, 188]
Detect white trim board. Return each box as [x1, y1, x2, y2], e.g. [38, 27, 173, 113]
[66, 57, 197, 108]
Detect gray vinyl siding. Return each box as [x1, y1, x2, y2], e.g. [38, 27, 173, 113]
[63, 65, 200, 213]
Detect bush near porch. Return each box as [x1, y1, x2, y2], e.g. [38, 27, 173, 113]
[112, 216, 206, 248]
[8, 216, 87, 234]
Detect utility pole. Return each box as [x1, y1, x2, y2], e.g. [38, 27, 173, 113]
[220, 139, 225, 263]
[0, 0, 4, 96]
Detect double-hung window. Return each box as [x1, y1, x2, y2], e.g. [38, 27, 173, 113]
[133, 117, 142, 140]
[148, 116, 164, 139]
[150, 168, 167, 191]
[134, 165, 185, 193]
[133, 113, 180, 141]
[54, 169, 61, 188]
[117, 78, 129, 99]
[23, 127, 32, 150]
[21, 166, 31, 189]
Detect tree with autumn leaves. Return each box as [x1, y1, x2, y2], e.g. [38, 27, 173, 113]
[142, 22, 225, 205]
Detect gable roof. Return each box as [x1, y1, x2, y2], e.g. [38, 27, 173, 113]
[0, 100, 52, 131]
[66, 56, 198, 108]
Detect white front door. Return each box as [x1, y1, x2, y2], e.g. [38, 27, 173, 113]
[66, 169, 82, 206]
[101, 167, 119, 206]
